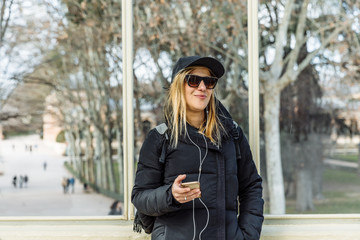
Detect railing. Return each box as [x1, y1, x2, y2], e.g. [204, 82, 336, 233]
[1, 214, 360, 240]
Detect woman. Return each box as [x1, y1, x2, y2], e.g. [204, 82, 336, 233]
[132, 56, 264, 240]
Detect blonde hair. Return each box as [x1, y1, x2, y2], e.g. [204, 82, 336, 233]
[164, 66, 224, 147]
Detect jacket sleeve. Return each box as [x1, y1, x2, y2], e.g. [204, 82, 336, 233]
[237, 127, 264, 240]
[131, 128, 181, 217]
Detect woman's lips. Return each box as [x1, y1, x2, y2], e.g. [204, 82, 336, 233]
[195, 94, 207, 99]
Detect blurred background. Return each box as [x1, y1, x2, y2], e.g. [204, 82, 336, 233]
[0, 0, 360, 216]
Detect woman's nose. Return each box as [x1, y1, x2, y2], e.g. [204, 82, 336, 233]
[198, 80, 206, 90]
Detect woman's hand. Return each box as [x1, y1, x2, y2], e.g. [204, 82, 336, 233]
[172, 174, 201, 204]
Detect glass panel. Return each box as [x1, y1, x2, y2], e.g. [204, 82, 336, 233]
[259, 0, 360, 214]
[0, 0, 124, 216]
[0, 0, 254, 217]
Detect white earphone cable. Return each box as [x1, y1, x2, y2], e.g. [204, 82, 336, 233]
[186, 130, 209, 240]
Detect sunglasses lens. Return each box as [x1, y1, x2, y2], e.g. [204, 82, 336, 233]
[204, 77, 217, 89]
[186, 75, 218, 89]
[187, 75, 201, 87]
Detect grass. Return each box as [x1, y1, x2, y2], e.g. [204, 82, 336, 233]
[323, 168, 360, 185]
[332, 154, 359, 163]
[285, 196, 360, 214]
[264, 168, 360, 214]
[4, 131, 37, 138]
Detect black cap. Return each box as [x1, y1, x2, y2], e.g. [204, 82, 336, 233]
[171, 56, 225, 82]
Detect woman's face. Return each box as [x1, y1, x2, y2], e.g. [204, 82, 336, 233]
[184, 67, 213, 115]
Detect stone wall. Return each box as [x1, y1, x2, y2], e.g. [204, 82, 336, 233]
[1, 215, 360, 240]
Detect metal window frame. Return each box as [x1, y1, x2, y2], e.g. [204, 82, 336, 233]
[122, 0, 135, 220]
[248, 0, 260, 172]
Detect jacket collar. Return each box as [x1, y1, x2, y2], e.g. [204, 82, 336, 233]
[215, 98, 235, 138]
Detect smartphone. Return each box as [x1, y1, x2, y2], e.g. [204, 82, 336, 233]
[181, 181, 200, 189]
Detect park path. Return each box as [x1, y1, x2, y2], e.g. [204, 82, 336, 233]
[324, 158, 358, 170]
[0, 135, 116, 216]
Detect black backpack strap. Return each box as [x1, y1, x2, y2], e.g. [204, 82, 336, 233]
[155, 123, 169, 164]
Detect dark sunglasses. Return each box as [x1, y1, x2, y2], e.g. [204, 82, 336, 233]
[185, 74, 218, 89]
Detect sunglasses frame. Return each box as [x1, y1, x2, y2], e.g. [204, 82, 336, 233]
[185, 74, 218, 89]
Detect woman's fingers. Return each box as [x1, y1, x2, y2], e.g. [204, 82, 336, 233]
[172, 175, 188, 203]
[172, 175, 201, 203]
[172, 175, 189, 203]
[182, 189, 201, 202]
[187, 188, 201, 199]
[174, 174, 186, 186]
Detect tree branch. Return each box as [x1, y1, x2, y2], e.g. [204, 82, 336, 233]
[286, 0, 309, 74]
[270, 0, 294, 80]
[278, 20, 352, 90]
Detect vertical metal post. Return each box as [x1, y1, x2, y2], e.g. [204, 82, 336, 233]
[122, 0, 134, 220]
[248, 0, 260, 172]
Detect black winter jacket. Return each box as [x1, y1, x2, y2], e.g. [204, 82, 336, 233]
[132, 103, 264, 240]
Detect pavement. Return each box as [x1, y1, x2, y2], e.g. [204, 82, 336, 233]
[0, 135, 116, 216]
[324, 158, 358, 169]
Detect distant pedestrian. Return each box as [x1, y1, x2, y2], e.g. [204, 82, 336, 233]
[62, 177, 68, 194]
[12, 175, 17, 188]
[66, 178, 71, 192]
[43, 161, 47, 171]
[24, 175, 29, 187]
[69, 177, 75, 193]
[83, 183, 90, 193]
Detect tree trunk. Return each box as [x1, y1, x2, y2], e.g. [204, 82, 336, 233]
[295, 134, 322, 211]
[264, 87, 286, 214]
[84, 126, 93, 184]
[104, 134, 115, 192]
[312, 134, 324, 200]
[65, 130, 75, 166]
[296, 168, 314, 212]
[74, 129, 83, 178]
[103, 104, 116, 192]
[94, 128, 106, 189]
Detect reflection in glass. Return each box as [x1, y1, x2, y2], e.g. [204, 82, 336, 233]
[259, 0, 360, 214]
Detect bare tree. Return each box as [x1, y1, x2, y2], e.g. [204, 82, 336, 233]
[0, 0, 14, 103]
[258, 0, 358, 213]
[37, 0, 125, 194]
[1, 0, 58, 127]
[0, 0, 14, 46]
